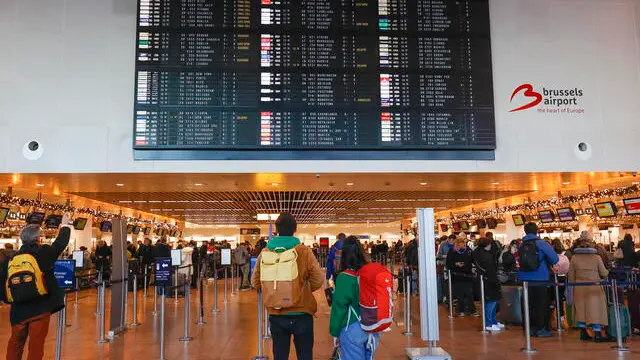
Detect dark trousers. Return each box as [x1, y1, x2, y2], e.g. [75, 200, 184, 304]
[524, 282, 551, 332]
[269, 314, 314, 360]
[453, 281, 475, 314]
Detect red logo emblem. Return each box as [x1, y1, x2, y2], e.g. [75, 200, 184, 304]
[509, 84, 542, 112]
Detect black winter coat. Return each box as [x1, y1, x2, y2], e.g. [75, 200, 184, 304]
[446, 247, 474, 282]
[0, 227, 70, 325]
[473, 247, 501, 301]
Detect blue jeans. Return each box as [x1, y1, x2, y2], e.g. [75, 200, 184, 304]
[339, 321, 381, 360]
[484, 301, 497, 326]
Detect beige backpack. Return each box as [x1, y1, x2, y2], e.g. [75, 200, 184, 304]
[260, 246, 302, 309]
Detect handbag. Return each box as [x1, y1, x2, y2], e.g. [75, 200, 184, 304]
[325, 287, 334, 307]
[329, 345, 342, 360]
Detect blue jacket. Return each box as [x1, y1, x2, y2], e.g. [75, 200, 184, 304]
[437, 242, 453, 258]
[518, 234, 559, 282]
[326, 240, 344, 280]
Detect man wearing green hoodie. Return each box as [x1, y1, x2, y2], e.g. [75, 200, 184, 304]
[251, 213, 324, 360]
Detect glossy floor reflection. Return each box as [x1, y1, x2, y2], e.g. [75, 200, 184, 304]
[0, 280, 637, 359]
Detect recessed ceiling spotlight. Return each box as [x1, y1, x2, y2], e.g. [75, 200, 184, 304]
[116, 183, 124, 187]
[491, 182, 500, 185]
[562, 182, 571, 185]
[346, 183, 354, 186]
[419, 182, 427, 186]
[194, 183, 203, 186]
[36, 183, 45, 187]
[271, 183, 280, 186]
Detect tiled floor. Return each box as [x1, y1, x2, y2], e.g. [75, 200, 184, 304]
[0, 280, 637, 359]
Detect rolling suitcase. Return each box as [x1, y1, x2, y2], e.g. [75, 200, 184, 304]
[627, 290, 640, 332]
[497, 285, 523, 325]
[607, 304, 632, 339]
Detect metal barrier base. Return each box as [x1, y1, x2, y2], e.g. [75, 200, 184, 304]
[179, 336, 193, 342]
[520, 347, 537, 354]
[406, 347, 451, 360]
[612, 345, 630, 352]
[251, 357, 269, 360]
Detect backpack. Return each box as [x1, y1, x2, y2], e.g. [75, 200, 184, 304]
[260, 246, 302, 309]
[519, 240, 540, 271]
[552, 253, 570, 275]
[344, 263, 394, 333]
[333, 245, 342, 275]
[5, 253, 49, 303]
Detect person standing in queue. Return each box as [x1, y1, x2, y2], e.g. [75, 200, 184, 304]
[446, 234, 477, 317]
[251, 213, 324, 360]
[474, 237, 504, 332]
[518, 222, 559, 338]
[326, 233, 346, 284]
[329, 236, 381, 360]
[0, 224, 71, 360]
[234, 242, 251, 290]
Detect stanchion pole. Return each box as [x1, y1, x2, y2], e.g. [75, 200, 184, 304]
[403, 271, 413, 336]
[480, 275, 488, 333]
[152, 286, 158, 316]
[174, 267, 179, 304]
[159, 287, 167, 360]
[96, 282, 109, 344]
[554, 274, 562, 333]
[179, 280, 193, 342]
[197, 272, 206, 325]
[224, 267, 229, 303]
[74, 280, 79, 307]
[447, 270, 454, 319]
[55, 299, 64, 360]
[131, 274, 140, 327]
[252, 290, 268, 360]
[263, 306, 271, 339]
[95, 271, 102, 316]
[212, 269, 220, 313]
[231, 264, 237, 296]
[610, 279, 629, 352]
[144, 265, 148, 298]
[520, 281, 536, 353]
[64, 292, 70, 327]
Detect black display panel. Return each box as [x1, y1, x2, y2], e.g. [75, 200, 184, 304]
[133, 0, 495, 160]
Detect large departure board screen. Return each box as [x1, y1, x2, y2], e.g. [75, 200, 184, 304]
[133, 0, 495, 160]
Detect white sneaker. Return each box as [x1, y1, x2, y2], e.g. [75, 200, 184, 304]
[490, 325, 502, 332]
[485, 326, 494, 332]
[496, 322, 506, 329]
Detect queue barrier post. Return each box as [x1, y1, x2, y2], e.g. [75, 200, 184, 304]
[263, 306, 271, 340]
[96, 281, 109, 344]
[197, 263, 206, 325]
[124, 278, 129, 326]
[403, 271, 413, 336]
[212, 269, 221, 313]
[224, 267, 230, 304]
[610, 279, 629, 352]
[231, 264, 237, 296]
[252, 290, 269, 360]
[55, 294, 65, 360]
[159, 287, 167, 360]
[480, 275, 488, 333]
[520, 281, 536, 353]
[131, 274, 141, 327]
[152, 285, 158, 316]
[74, 280, 79, 307]
[174, 267, 179, 304]
[179, 279, 193, 342]
[554, 274, 562, 333]
[95, 271, 102, 316]
[447, 270, 454, 319]
[144, 265, 149, 298]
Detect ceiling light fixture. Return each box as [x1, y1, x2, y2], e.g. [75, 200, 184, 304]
[420, 182, 427, 186]
[36, 183, 45, 187]
[271, 183, 280, 186]
[491, 182, 500, 185]
[346, 183, 354, 186]
[194, 183, 203, 186]
[562, 182, 571, 185]
[115, 183, 124, 187]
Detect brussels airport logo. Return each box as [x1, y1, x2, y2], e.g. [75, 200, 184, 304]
[509, 83, 585, 114]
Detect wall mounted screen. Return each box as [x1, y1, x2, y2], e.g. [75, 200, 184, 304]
[133, 0, 495, 160]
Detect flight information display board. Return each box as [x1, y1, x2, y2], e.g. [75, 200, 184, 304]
[133, 0, 495, 160]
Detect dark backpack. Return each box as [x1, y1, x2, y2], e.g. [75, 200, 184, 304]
[519, 240, 540, 271]
[332, 246, 342, 275]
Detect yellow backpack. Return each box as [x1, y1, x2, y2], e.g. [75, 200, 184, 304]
[5, 253, 48, 303]
[260, 246, 301, 309]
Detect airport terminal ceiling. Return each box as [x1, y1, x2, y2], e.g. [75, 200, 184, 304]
[0, 172, 638, 226]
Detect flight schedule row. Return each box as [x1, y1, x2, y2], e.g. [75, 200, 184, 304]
[134, 109, 494, 148]
[137, 32, 490, 71]
[135, 70, 492, 108]
[139, 0, 490, 35]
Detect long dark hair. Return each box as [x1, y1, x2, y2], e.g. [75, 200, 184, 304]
[340, 235, 368, 272]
